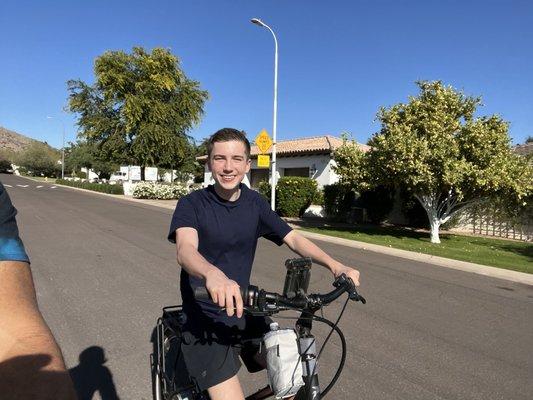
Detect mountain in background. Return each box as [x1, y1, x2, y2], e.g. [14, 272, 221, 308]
[0, 126, 42, 152]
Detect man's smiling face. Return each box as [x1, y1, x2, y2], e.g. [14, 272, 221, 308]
[208, 140, 251, 193]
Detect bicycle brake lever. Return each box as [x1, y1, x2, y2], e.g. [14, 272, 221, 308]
[349, 290, 366, 304]
[335, 274, 366, 304]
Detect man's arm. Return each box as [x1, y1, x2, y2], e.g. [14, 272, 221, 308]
[0, 261, 77, 399]
[175, 227, 243, 317]
[283, 230, 361, 286]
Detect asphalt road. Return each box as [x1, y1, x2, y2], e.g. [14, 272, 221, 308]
[2, 173, 532, 400]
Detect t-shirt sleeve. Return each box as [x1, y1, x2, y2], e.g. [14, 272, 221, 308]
[0, 183, 30, 263]
[257, 197, 292, 246]
[167, 196, 199, 243]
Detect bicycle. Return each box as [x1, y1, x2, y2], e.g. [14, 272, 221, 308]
[152, 257, 366, 400]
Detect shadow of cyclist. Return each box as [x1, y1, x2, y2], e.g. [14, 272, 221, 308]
[69, 346, 120, 400]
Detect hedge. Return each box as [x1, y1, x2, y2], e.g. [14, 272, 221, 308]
[56, 179, 124, 195]
[132, 182, 189, 200]
[276, 177, 317, 217]
[355, 185, 394, 224]
[323, 184, 356, 220]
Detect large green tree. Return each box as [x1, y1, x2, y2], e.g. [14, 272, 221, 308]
[16, 142, 61, 177]
[65, 141, 117, 179]
[364, 81, 532, 243]
[67, 47, 208, 179]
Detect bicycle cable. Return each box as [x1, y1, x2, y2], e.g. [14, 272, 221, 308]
[311, 297, 350, 397]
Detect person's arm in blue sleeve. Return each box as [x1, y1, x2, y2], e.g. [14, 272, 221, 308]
[0, 183, 77, 399]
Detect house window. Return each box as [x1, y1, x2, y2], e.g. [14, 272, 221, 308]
[283, 167, 309, 177]
[250, 168, 269, 188]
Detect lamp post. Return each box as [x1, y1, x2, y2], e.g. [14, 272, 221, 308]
[251, 17, 278, 211]
[46, 116, 65, 179]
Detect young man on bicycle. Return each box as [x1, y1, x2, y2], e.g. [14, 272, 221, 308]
[168, 128, 360, 400]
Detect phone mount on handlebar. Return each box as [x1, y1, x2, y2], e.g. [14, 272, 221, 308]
[283, 257, 312, 299]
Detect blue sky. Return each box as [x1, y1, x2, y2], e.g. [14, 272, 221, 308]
[1, 0, 531, 149]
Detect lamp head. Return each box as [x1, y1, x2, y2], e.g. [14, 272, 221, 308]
[251, 18, 266, 27]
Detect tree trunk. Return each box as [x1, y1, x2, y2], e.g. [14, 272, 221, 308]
[429, 218, 441, 244]
[415, 193, 442, 244]
[141, 166, 145, 181]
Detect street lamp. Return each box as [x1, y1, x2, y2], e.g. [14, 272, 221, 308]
[46, 116, 65, 179]
[251, 17, 278, 211]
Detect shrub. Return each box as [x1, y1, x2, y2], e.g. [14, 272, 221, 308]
[355, 185, 394, 224]
[276, 177, 317, 217]
[56, 179, 124, 195]
[312, 188, 325, 206]
[132, 182, 189, 200]
[258, 181, 271, 202]
[323, 184, 356, 220]
[0, 158, 12, 173]
[399, 189, 428, 228]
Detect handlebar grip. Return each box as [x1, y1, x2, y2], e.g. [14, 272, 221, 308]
[193, 286, 258, 307]
[193, 286, 212, 301]
[285, 257, 312, 269]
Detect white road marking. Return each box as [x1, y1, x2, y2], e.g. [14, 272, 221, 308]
[36, 185, 43, 188]
[3, 184, 12, 187]
[16, 184, 29, 188]
[50, 186, 57, 189]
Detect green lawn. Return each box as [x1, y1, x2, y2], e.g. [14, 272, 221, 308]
[301, 225, 532, 274]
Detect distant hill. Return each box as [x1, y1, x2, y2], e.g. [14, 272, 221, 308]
[0, 126, 40, 152]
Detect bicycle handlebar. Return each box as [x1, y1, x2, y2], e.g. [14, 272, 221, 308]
[193, 274, 365, 315]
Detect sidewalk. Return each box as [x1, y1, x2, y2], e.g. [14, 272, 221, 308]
[42, 179, 533, 286]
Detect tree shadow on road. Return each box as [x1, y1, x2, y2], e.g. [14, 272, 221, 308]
[69, 346, 120, 400]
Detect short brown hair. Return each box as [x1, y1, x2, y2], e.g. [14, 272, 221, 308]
[207, 128, 251, 159]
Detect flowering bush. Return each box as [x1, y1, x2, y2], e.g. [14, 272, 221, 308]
[132, 182, 189, 200]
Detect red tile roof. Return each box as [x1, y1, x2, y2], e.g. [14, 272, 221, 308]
[197, 135, 369, 161]
[514, 143, 533, 156]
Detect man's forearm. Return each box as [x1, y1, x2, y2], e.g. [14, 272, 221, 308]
[284, 231, 343, 274]
[0, 261, 66, 365]
[0, 261, 76, 399]
[0, 333, 76, 399]
[176, 243, 220, 280]
[284, 231, 361, 286]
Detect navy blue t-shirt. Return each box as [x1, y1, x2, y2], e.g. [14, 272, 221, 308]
[0, 182, 30, 263]
[168, 184, 292, 327]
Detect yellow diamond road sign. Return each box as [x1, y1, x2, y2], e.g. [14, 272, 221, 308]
[257, 154, 270, 168]
[255, 129, 273, 154]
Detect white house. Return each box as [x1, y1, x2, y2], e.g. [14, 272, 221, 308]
[199, 135, 369, 189]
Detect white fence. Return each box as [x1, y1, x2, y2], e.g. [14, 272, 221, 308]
[452, 214, 532, 242]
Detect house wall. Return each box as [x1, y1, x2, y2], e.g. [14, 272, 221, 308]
[202, 154, 338, 188]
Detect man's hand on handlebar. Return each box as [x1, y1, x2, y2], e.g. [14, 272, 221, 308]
[332, 264, 360, 286]
[205, 268, 244, 318]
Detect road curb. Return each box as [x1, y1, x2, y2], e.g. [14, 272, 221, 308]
[295, 229, 533, 286]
